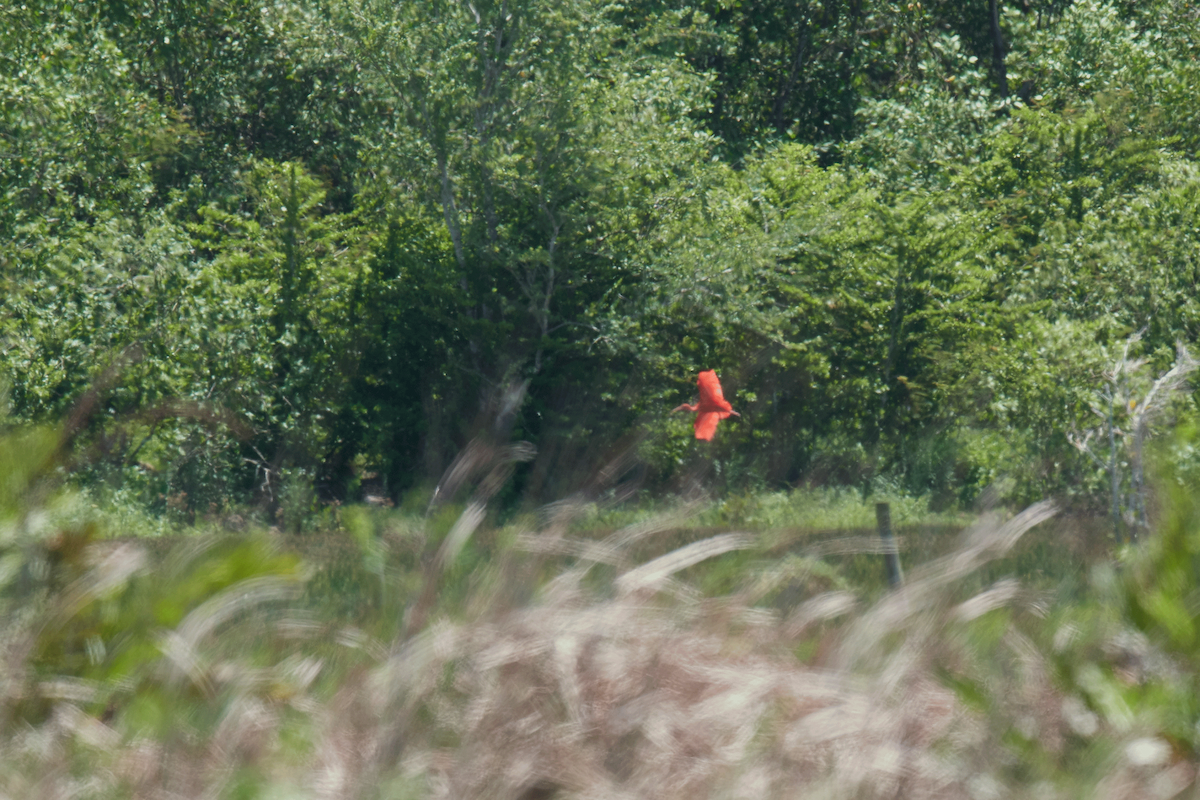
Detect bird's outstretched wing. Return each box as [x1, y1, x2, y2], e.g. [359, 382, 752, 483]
[696, 370, 732, 412]
[694, 411, 722, 441]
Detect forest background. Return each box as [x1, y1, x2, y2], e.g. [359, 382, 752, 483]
[4, 0, 1200, 525]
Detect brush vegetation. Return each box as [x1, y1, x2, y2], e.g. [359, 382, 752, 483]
[3, 426, 1200, 798]
[3, 0, 1200, 514]
[6, 0, 1200, 795]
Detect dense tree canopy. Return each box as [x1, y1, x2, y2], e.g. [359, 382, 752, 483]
[2, 0, 1198, 519]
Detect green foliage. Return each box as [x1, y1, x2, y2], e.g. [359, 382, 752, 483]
[707, 485, 964, 531]
[0, 3, 169, 245]
[0, 425, 325, 800]
[28, 533, 302, 729]
[1125, 427, 1200, 668]
[11, 0, 1200, 791]
[2, 0, 1200, 518]
[89, 0, 367, 207]
[844, 30, 1001, 190]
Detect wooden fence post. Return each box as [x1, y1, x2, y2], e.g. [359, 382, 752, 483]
[876, 502, 904, 589]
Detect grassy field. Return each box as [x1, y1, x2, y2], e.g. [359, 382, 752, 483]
[108, 485, 1110, 623]
[10, 455, 1186, 800]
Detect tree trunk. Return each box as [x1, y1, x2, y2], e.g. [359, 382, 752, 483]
[771, 13, 810, 134]
[989, 0, 1009, 99]
[1107, 390, 1122, 542]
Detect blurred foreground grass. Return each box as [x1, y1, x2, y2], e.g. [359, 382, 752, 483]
[0, 426, 1193, 799]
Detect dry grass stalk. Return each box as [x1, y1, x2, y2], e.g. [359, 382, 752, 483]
[5, 496, 1198, 799]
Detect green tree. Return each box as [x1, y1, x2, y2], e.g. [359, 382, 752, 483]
[88, 0, 368, 209]
[182, 160, 367, 512]
[330, 0, 720, 497]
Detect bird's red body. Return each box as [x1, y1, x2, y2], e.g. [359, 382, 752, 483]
[673, 370, 740, 440]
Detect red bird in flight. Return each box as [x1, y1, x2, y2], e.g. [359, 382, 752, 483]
[673, 370, 740, 441]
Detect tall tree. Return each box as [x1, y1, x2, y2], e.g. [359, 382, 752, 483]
[336, 0, 714, 452]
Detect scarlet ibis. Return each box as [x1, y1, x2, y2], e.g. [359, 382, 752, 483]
[673, 370, 740, 441]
